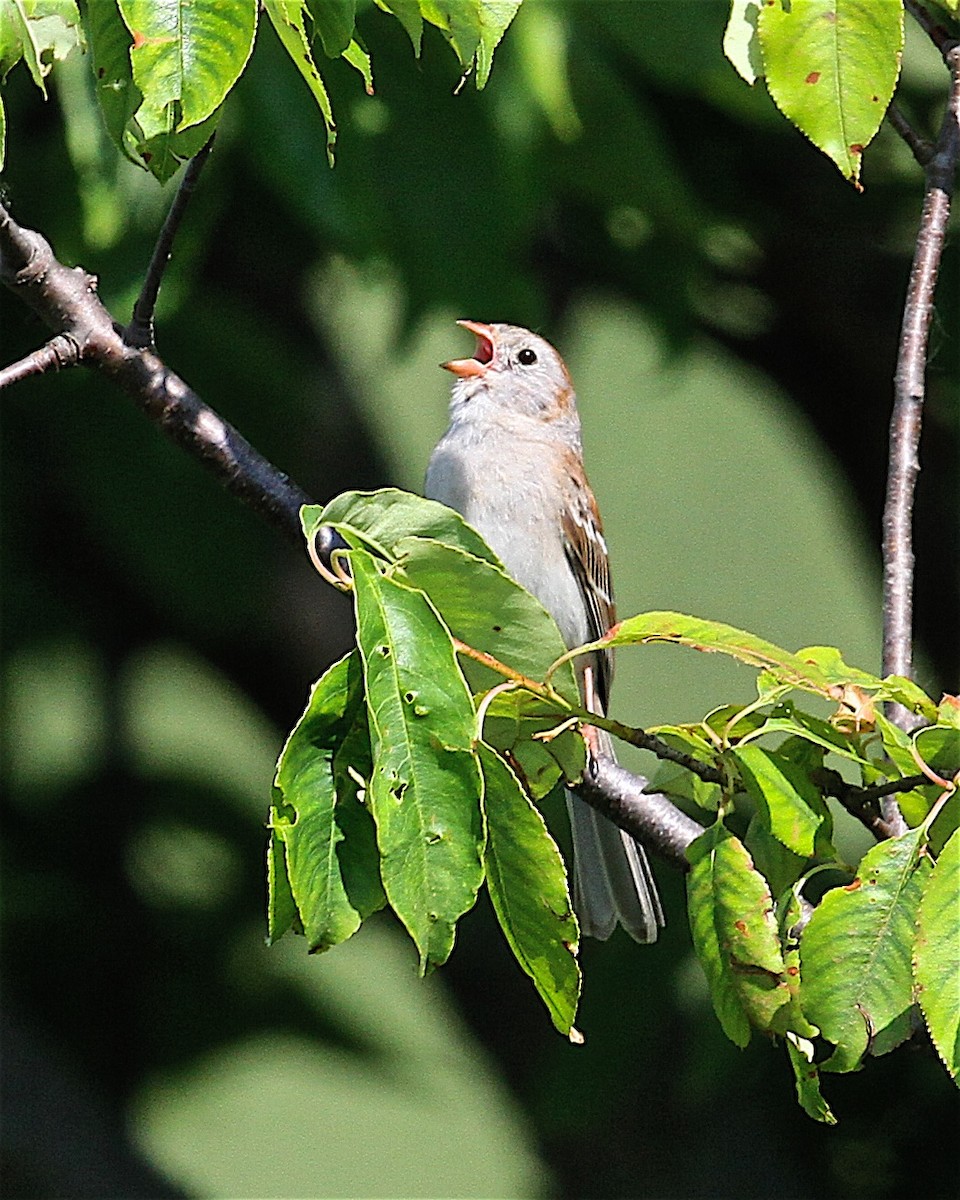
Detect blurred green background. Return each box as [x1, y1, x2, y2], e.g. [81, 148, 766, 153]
[1, 2, 957, 1197]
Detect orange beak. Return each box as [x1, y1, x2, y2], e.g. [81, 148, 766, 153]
[441, 319, 496, 378]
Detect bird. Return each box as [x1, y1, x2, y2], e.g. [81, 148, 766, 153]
[425, 319, 664, 943]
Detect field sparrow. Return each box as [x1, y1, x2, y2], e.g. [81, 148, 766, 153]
[425, 320, 663, 943]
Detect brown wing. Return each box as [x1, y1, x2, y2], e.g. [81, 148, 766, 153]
[560, 462, 615, 713]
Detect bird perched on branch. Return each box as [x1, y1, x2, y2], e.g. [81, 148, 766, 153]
[426, 320, 663, 943]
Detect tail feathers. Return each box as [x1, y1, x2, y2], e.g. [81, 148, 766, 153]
[565, 792, 664, 944]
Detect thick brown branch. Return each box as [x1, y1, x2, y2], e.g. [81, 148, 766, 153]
[575, 756, 705, 871]
[0, 201, 317, 548]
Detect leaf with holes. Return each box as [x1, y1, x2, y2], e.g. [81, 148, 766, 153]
[351, 549, 484, 971]
[270, 651, 385, 951]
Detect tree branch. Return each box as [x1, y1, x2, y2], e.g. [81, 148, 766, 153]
[0, 201, 325, 550]
[0, 334, 82, 388]
[885, 102, 934, 166]
[880, 25, 959, 830]
[575, 756, 705, 871]
[126, 135, 216, 350]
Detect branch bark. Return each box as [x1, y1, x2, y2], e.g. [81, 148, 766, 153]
[880, 28, 959, 829]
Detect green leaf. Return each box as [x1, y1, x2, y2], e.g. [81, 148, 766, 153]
[785, 1035, 837, 1124]
[914, 725, 960, 780]
[758, 0, 903, 188]
[271, 651, 385, 952]
[117, 0, 257, 133]
[342, 36, 373, 94]
[588, 612, 841, 697]
[481, 690, 584, 799]
[1, 0, 81, 95]
[395, 535, 580, 704]
[938, 695, 960, 729]
[0, 0, 23, 81]
[479, 743, 580, 1036]
[646, 726, 721, 811]
[732, 743, 826, 857]
[800, 827, 931, 1072]
[138, 104, 220, 184]
[745, 815, 806, 897]
[915, 828, 960, 1082]
[374, 0, 423, 55]
[351, 550, 484, 971]
[686, 823, 795, 1046]
[474, 0, 521, 89]
[266, 820, 299, 943]
[305, 490, 501, 566]
[740, 706, 871, 766]
[723, 0, 763, 86]
[313, 0, 356, 57]
[877, 674, 939, 721]
[84, 0, 143, 163]
[374, 0, 519, 87]
[263, 0, 336, 162]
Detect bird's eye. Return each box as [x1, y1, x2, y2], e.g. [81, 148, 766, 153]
[517, 347, 538, 366]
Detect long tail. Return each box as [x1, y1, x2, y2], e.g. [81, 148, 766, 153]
[565, 792, 664, 942]
[565, 714, 664, 943]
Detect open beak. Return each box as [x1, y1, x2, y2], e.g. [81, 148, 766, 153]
[441, 320, 496, 378]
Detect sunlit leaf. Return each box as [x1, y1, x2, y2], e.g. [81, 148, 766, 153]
[84, 0, 142, 163]
[118, 0, 257, 132]
[723, 0, 763, 85]
[271, 651, 385, 952]
[732, 743, 826, 857]
[758, 0, 903, 188]
[351, 549, 484, 971]
[582, 611, 840, 696]
[915, 829, 960, 1082]
[481, 690, 584, 799]
[785, 1034, 836, 1124]
[479, 743, 580, 1036]
[687, 823, 795, 1046]
[395, 534, 580, 704]
[263, 0, 336, 160]
[800, 827, 930, 1072]
[306, 490, 501, 566]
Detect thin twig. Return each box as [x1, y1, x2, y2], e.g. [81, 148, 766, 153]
[886, 102, 934, 166]
[817, 768, 932, 840]
[905, 0, 958, 53]
[125, 135, 216, 350]
[0, 334, 81, 388]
